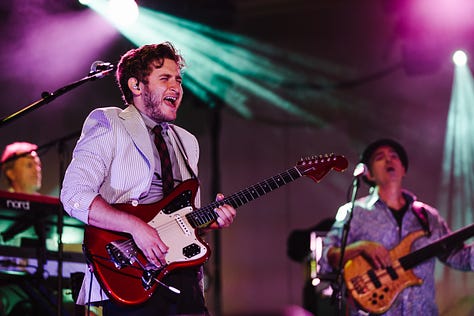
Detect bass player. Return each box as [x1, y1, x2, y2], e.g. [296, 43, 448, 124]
[320, 139, 474, 315]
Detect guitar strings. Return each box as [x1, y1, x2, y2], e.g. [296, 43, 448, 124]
[141, 165, 307, 232]
[105, 165, 312, 261]
[108, 159, 334, 253]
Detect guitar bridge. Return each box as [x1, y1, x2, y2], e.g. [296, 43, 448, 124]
[350, 275, 368, 294]
[106, 240, 138, 269]
[106, 240, 167, 291]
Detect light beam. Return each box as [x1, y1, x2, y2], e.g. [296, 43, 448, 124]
[78, 0, 361, 126]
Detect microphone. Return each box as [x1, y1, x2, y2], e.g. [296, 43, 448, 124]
[89, 61, 114, 78]
[353, 162, 368, 177]
[90, 61, 114, 72]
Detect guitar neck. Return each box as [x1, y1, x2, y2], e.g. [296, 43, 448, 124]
[400, 223, 474, 270]
[186, 166, 302, 228]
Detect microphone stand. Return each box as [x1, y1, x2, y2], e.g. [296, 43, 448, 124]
[0, 68, 114, 128]
[333, 175, 362, 316]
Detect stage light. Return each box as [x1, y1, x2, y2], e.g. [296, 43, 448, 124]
[436, 41, 474, 297]
[452, 50, 468, 66]
[108, 0, 139, 26]
[85, 0, 387, 127]
[80, 0, 139, 26]
[83, 2, 331, 125]
[438, 48, 474, 230]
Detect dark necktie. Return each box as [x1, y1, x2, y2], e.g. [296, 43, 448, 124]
[153, 125, 174, 196]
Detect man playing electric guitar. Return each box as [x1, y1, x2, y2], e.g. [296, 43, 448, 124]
[320, 139, 474, 315]
[61, 43, 236, 316]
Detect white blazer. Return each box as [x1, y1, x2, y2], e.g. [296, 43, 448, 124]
[60, 104, 200, 303]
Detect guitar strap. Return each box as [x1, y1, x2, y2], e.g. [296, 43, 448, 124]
[412, 201, 431, 237]
[169, 125, 198, 180]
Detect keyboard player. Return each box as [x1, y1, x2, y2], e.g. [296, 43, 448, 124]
[1, 142, 42, 266]
[1, 142, 41, 195]
[0, 142, 93, 316]
[0, 142, 45, 315]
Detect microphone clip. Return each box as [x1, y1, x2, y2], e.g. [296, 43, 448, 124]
[89, 61, 115, 78]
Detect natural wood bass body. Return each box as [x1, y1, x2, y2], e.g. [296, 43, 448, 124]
[344, 223, 474, 314]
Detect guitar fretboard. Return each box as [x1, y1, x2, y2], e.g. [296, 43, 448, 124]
[186, 167, 302, 228]
[400, 223, 474, 270]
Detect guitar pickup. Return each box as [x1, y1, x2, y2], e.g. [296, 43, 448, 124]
[162, 190, 193, 214]
[367, 269, 382, 288]
[386, 266, 399, 280]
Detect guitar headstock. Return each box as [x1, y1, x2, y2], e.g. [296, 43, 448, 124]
[296, 154, 348, 182]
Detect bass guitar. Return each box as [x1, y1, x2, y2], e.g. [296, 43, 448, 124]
[83, 154, 348, 305]
[344, 222, 474, 314]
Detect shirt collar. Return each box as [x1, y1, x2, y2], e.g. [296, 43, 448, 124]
[367, 187, 416, 208]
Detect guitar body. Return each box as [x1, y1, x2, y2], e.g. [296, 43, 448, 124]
[84, 179, 211, 306]
[343, 230, 426, 314]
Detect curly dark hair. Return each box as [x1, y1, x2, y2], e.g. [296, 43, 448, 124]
[116, 42, 185, 104]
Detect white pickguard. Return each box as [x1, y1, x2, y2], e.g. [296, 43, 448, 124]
[148, 206, 208, 265]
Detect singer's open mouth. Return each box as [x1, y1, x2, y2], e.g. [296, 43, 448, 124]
[164, 96, 177, 105]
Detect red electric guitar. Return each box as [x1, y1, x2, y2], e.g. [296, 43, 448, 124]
[83, 154, 348, 305]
